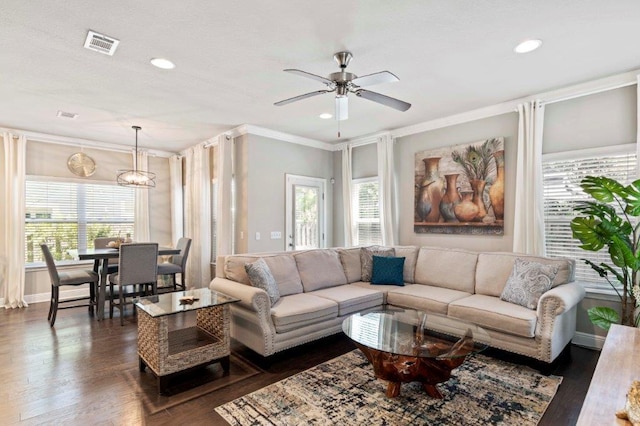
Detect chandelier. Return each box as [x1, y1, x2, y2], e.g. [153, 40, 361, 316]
[117, 125, 156, 188]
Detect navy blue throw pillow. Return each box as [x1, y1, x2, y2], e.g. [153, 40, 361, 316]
[371, 255, 405, 286]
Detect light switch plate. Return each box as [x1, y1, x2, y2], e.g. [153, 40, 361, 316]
[270, 231, 282, 239]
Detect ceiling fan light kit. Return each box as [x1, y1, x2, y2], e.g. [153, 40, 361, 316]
[117, 125, 156, 188]
[275, 51, 411, 125]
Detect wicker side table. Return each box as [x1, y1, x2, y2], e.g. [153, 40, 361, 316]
[135, 289, 239, 394]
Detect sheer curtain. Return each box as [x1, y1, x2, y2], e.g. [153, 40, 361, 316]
[168, 154, 184, 244]
[513, 100, 546, 255]
[185, 144, 212, 287]
[1, 132, 28, 308]
[133, 150, 151, 242]
[341, 145, 355, 247]
[216, 135, 234, 257]
[377, 135, 398, 246]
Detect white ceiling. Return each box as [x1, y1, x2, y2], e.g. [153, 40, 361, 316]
[2, 1, 640, 153]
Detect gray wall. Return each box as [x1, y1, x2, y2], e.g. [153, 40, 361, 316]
[24, 140, 172, 297]
[235, 134, 335, 253]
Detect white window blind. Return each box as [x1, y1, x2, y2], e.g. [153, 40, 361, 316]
[353, 178, 381, 246]
[542, 148, 637, 286]
[26, 178, 135, 264]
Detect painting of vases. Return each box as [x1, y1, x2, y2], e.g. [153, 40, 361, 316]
[414, 137, 505, 235]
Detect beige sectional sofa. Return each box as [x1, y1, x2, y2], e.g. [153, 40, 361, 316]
[210, 246, 585, 363]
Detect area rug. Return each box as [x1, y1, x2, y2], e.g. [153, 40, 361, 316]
[124, 353, 262, 414]
[215, 350, 561, 425]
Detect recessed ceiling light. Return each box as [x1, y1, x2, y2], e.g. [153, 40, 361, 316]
[319, 113, 333, 119]
[514, 39, 542, 54]
[150, 58, 175, 69]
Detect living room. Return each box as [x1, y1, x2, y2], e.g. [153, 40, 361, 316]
[1, 2, 639, 425]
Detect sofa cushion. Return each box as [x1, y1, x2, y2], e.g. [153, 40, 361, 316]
[224, 254, 303, 296]
[475, 252, 575, 297]
[337, 247, 362, 283]
[270, 293, 338, 333]
[386, 284, 471, 315]
[351, 281, 406, 304]
[394, 246, 419, 283]
[245, 258, 280, 305]
[448, 294, 538, 338]
[371, 256, 405, 286]
[360, 246, 395, 282]
[295, 250, 347, 292]
[311, 285, 383, 316]
[414, 247, 478, 293]
[500, 258, 559, 309]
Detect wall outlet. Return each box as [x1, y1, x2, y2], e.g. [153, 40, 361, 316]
[270, 231, 282, 239]
[255, 232, 261, 240]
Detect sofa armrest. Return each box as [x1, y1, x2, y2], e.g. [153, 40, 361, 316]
[537, 282, 586, 317]
[210, 277, 271, 312]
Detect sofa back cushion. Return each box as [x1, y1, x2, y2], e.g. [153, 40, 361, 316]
[295, 250, 348, 292]
[394, 246, 419, 283]
[475, 252, 575, 297]
[337, 247, 362, 283]
[414, 247, 478, 293]
[224, 254, 303, 296]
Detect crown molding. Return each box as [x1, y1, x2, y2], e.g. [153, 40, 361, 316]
[2, 127, 176, 158]
[240, 124, 335, 151]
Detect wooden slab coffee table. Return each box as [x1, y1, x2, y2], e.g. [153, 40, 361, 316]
[342, 309, 490, 398]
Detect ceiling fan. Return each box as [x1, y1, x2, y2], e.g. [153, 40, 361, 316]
[274, 51, 411, 121]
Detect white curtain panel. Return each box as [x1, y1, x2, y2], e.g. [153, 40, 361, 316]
[168, 154, 184, 244]
[637, 75, 640, 176]
[216, 135, 234, 257]
[185, 144, 212, 287]
[377, 135, 398, 246]
[1, 132, 28, 308]
[341, 145, 355, 247]
[514, 100, 546, 255]
[133, 150, 151, 242]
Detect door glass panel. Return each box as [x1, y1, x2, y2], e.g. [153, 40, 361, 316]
[294, 185, 319, 249]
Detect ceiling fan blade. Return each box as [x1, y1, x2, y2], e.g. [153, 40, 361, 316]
[274, 90, 331, 106]
[335, 96, 348, 121]
[284, 69, 334, 86]
[351, 71, 399, 87]
[355, 89, 411, 112]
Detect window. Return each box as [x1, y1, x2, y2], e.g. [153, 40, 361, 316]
[25, 178, 135, 264]
[542, 145, 637, 287]
[352, 178, 381, 246]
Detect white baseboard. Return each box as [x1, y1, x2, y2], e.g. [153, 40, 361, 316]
[572, 331, 606, 351]
[24, 288, 90, 305]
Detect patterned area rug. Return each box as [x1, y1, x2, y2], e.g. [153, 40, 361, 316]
[215, 350, 561, 425]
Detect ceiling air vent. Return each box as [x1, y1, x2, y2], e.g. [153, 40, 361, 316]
[83, 30, 120, 56]
[57, 110, 78, 119]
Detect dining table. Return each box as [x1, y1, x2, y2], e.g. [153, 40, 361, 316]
[71, 246, 181, 321]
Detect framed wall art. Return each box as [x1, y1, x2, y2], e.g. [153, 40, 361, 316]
[414, 137, 504, 235]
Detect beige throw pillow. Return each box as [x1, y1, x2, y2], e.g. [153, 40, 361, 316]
[360, 246, 395, 282]
[500, 258, 559, 309]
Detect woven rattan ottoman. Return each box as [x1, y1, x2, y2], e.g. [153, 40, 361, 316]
[135, 288, 239, 393]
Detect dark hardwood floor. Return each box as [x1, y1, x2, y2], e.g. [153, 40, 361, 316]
[0, 302, 599, 425]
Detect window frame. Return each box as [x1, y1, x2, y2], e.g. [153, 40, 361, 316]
[352, 176, 382, 246]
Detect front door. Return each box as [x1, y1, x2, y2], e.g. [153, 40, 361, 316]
[285, 174, 326, 251]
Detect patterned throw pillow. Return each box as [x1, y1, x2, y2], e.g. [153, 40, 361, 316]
[245, 258, 280, 305]
[500, 258, 560, 309]
[360, 246, 395, 282]
[371, 256, 405, 286]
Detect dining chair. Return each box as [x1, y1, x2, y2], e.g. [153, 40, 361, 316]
[41, 243, 99, 327]
[108, 243, 159, 325]
[94, 237, 120, 274]
[157, 237, 191, 291]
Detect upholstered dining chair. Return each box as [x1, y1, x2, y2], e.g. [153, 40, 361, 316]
[108, 243, 159, 325]
[157, 237, 191, 291]
[94, 237, 120, 274]
[41, 243, 99, 327]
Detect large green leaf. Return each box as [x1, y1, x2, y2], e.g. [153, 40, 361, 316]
[624, 179, 640, 216]
[571, 217, 605, 251]
[581, 176, 626, 203]
[587, 307, 620, 330]
[583, 260, 627, 288]
[573, 202, 632, 235]
[610, 233, 640, 269]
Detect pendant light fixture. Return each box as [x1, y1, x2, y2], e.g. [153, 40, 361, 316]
[117, 125, 156, 188]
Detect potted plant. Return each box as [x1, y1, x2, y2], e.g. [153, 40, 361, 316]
[571, 175, 640, 330]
